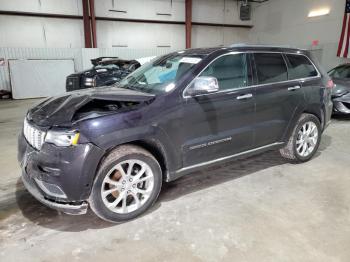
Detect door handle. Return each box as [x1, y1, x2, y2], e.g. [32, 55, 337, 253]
[288, 85, 301, 91]
[236, 93, 253, 100]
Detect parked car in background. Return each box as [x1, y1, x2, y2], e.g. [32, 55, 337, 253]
[328, 64, 350, 115]
[18, 45, 333, 223]
[66, 56, 155, 92]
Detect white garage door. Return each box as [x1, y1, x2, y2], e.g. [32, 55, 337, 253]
[9, 59, 74, 99]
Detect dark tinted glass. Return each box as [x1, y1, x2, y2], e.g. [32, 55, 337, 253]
[254, 53, 287, 84]
[328, 65, 350, 78]
[200, 54, 247, 90]
[286, 54, 318, 79]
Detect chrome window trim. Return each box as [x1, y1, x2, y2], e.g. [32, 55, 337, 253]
[182, 51, 321, 99]
[176, 142, 284, 174]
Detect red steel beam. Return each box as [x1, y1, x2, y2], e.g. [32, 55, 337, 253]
[185, 0, 192, 49]
[82, 0, 92, 48]
[0, 10, 82, 19]
[0, 10, 253, 28]
[89, 0, 97, 48]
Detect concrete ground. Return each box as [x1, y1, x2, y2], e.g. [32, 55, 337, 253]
[0, 99, 350, 262]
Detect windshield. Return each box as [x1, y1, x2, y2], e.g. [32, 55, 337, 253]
[329, 65, 350, 78]
[117, 53, 203, 94]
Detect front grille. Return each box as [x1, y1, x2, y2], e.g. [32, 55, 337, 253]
[66, 76, 80, 91]
[23, 119, 46, 150]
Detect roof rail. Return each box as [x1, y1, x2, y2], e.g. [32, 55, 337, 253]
[229, 43, 295, 49]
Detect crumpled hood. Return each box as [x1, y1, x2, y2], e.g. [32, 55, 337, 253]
[27, 87, 155, 127]
[333, 92, 350, 103]
[332, 78, 350, 97]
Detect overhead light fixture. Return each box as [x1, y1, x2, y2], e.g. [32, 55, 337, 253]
[308, 8, 330, 18]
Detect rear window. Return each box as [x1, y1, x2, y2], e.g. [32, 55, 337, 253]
[254, 53, 288, 84]
[286, 54, 318, 80]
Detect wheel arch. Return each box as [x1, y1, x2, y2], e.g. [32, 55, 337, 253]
[283, 108, 324, 143]
[129, 139, 169, 180]
[95, 138, 172, 183]
[302, 108, 324, 130]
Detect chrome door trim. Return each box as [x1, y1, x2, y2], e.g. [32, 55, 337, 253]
[176, 142, 284, 174]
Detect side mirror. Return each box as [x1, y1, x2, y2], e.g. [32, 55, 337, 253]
[186, 76, 219, 96]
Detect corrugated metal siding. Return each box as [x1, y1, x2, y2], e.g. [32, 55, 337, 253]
[0, 47, 173, 92]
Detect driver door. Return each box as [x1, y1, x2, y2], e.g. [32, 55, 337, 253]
[181, 53, 256, 167]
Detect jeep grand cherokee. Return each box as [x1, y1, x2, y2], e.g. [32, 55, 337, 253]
[18, 45, 333, 223]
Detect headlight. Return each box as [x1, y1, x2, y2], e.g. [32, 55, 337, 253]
[45, 130, 80, 147]
[84, 77, 95, 87]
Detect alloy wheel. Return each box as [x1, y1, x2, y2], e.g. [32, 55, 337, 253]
[101, 160, 154, 214]
[296, 121, 319, 157]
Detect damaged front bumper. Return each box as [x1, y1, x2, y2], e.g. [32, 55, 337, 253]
[18, 132, 105, 215]
[333, 93, 350, 115]
[21, 170, 88, 215]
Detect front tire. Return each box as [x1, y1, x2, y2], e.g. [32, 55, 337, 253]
[89, 145, 162, 223]
[280, 113, 321, 162]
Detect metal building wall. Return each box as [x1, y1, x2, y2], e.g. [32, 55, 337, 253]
[0, 0, 253, 93]
[0, 0, 252, 50]
[0, 47, 172, 92]
[249, 0, 345, 70]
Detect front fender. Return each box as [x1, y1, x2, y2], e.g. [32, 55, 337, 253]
[85, 123, 181, 179]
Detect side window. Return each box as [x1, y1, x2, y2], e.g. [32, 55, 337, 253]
[200, 54, 248, 90]
[286, 54, 318, 79]
[329, 66, 350, 78]
[254, 53, 288, 84]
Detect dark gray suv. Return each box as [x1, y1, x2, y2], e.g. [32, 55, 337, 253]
[18, 45, 333, 223]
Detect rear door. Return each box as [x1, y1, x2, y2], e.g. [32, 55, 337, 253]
[253, 52, 305, 147]
[284, 53, 322, 123]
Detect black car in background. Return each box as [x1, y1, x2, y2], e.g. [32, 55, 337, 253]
[66, 56, 155, 92]
[328, 64, 350, 115]
[18, 45, 333, 223]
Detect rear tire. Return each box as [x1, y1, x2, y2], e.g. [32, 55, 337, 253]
[280, 113, 321, 162]
[89, 145, 162, 223]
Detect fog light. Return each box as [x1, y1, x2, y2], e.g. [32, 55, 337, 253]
[34, 179, 67, 198]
